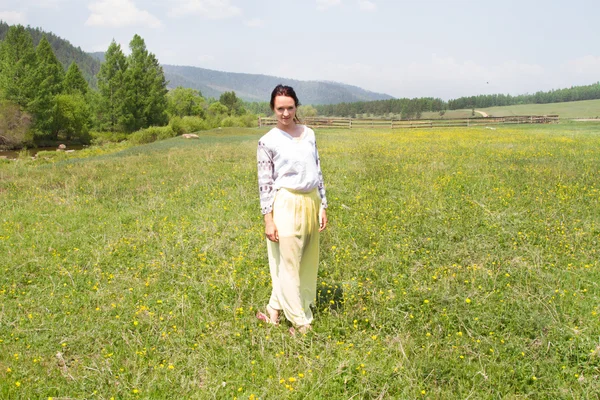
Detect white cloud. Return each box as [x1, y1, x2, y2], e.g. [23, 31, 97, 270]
[244, 18, 263, 28]
[358, 0, 376, 11]
[563, 55, 600, 76]
[86, 0, 162, 28]
[0, 10, 26, 24]
[317, 0, 341, 11]
[168, 0, 242, 19]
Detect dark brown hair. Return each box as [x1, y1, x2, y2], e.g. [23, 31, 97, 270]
[270, 84, 301, 123]
[270, 84, 301, 109]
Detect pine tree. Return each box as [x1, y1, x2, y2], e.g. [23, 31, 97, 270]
[0, 25, 37, 107]
[63, 62, 88, 95]
[144, 52, 168, 127]
[121, 35, 148, 132]
[122, 34, 168, 132]
[97, 40, 127, 132]
[29, 35, 65, 138]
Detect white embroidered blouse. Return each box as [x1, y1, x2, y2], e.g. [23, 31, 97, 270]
[257, 125, 327, 215]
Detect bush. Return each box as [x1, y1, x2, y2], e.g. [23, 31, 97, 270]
[170, 116, 208, 135]
[220, 114, 257, 128]
[0, 100, 33, 149]
[129, 126, 176, 145]
[169, 116, 184, 135]
[181, 116, 208, 133]
[220, 116, 245, 128]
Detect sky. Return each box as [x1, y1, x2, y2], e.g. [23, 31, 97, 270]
[1, 0, 599, 100]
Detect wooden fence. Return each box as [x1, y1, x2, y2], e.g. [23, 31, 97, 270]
[258, 115, 560, 129]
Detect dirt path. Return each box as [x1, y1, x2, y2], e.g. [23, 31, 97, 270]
[475, 110, 489, 117]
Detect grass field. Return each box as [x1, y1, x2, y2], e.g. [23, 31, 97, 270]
[421, 98, 600, 120]
[1, 123, 600, 399]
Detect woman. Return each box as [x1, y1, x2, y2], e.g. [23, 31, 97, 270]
[256, 84, 328, 334]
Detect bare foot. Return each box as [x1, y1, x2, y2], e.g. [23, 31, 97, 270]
[266, 305, 280, 324]
[290, 324, 312, 336]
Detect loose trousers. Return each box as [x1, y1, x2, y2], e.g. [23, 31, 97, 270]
[267, 188, 321, 327]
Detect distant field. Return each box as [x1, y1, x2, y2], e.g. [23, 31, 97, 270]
[1, 123, 600, 398]
[421, 98, 600, 120]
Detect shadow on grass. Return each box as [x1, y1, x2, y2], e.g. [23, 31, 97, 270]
[316, 282, 344, 313]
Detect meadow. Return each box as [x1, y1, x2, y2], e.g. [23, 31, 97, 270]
[421, 98, 600, 120]
[1, 122, 600, 399]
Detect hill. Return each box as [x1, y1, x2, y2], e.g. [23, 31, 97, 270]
[0, 21, 101, 87]
[161, 65, 393, 104]
[420, 99, 600, 120]
[90, 53, 394, 104]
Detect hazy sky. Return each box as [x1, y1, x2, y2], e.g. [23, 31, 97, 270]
[1, 0, 599, 100]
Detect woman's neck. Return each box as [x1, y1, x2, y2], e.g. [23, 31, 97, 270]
[277, 122, 302, 137]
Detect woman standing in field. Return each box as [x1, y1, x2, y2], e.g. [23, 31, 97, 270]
[256, 84, 328, 334]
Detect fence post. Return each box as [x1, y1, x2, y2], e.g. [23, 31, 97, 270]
[258, 116, 261, 127]
[349, 119, 352, 129]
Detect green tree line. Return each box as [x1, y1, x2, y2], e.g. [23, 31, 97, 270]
[314, 97, 446, 119]
[312, 83, 600, 118]
[447, 82, 600, 110]
[0, 24, 253, 149]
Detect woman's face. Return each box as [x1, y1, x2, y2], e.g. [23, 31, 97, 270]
[273, 95, 297, 127]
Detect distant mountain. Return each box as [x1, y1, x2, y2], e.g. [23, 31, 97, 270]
[90, 53, 394, 104]
[1, 23, 393, 104]
[161, 64, 394, 104]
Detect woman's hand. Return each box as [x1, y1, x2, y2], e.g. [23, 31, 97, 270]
[319, 208, 328, 232]
[264, 213, 279, 242]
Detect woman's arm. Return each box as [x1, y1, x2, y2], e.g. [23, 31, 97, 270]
[258, 140, 278, 241]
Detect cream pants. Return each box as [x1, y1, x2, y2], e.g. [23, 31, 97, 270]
[267, 188, 321, 327]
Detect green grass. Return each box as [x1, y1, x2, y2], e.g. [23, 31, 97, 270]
[422, 99, 600, 120]
[1, 123, 600, 398]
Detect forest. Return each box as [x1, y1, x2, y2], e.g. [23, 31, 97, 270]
[0, 24, 254, 150]
[309, 82, 600, 118]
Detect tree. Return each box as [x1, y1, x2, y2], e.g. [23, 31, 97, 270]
[122, 34, 168, 132]
[219, 91, 246, 116]
[144, 52, 168, 127]
[167, 86, 205, 117]
[0, 25, 37, 107]
[297, 105, 318, 119]
[63, 62, 88, 95]
[29, 35, 65, 138]
[97, 40, 127, 132]
[54, 93, 91, 142]
[207, 101, 228, 116]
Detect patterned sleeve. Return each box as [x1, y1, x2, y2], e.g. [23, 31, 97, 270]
[257, 140, 276, 215]
[315, 141, 328, 210]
